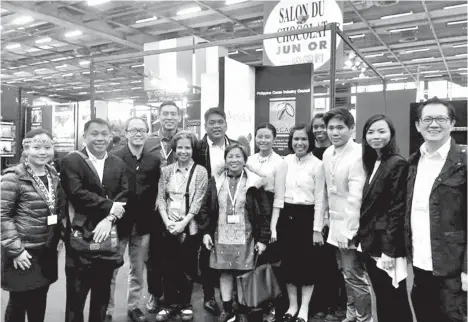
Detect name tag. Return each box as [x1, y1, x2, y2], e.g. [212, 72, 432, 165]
[47, 215, 58, 226]
[227, 214, 240, 224]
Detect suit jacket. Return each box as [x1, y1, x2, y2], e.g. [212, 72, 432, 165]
[405, 139, 467, 276]
[193, 134, 238, 178]
[322, 140, 366, 247]
[60, 148, 129, 265]
[113, 145, 161, 237]
[357, 154, 408, 258]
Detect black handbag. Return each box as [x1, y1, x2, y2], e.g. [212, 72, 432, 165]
[66, 151, 120, 255]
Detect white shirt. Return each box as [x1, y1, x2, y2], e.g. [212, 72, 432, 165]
[411, 138, 451, 271]
[284, 153, 325, 232]
[369, 160, 381, 183]
[86, 147, 108, 183]
[208, 137, 227, 177]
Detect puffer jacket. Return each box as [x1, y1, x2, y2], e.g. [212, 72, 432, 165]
[1, 163, 61, 258]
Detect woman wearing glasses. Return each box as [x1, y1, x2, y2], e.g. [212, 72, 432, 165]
[199, 143, 271, 322]
[1, 129, 62, 322]
[155, 131, 208, 321]
[356, 115, 412, 322]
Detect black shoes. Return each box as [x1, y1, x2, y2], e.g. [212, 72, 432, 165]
[204, 298, 221, 316]
[128, 308, 147, 322]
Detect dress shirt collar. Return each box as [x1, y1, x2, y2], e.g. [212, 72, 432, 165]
[420, 138, 451, 159]
[207, 136, 227, 149]
[159, 129, 178, 142]
[86, 147, 108, 161]
[175, 161, 194, 172]
[333, 138, 352, 155]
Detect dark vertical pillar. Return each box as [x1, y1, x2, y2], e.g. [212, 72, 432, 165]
[330, 23, 337, 109]
[90, 60, 96, 119]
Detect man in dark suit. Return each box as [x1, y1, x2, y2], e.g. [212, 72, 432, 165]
[61, 118, 128, 322]
[193, 108, 237, 315]
[106, 117, 161, 322]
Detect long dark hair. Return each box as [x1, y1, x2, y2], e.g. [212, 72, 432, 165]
[362, 114, 399, 175]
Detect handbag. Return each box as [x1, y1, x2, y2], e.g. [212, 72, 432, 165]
[236, 253, 282, 308]
[66, 151, 119, 255]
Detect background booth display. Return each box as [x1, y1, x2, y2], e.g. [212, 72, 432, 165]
[0, 121, 16, 158]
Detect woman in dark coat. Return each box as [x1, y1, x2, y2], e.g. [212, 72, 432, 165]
[198, 143, 271, 322]
[1, 129, 62, 322]
[356, 115, 412, 322]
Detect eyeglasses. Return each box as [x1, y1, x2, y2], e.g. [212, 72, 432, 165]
[419, 116, 451, 125]
[127, 128, 148, 135]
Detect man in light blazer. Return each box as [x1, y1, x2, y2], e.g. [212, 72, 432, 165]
[322, 108, 372, 322]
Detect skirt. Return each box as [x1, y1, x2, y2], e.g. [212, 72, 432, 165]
[279, 203, 318, 286]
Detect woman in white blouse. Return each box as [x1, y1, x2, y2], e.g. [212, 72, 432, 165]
[279, 124, 326, 322]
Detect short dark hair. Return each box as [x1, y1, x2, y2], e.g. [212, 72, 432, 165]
[124, 117, 149, 131]
[362, 114, 399, 175]
[287, 123, 316, 154]
[159, 101, 180, 114]
[204, 108, 226, 122]
[323, 108, 355, 128]
[255, 123, 277, 138]
[224, 143, 249, 162]
[170, 130, 199, 151]
[417, 97, 456, 120]
[311, 113, 325, 126]
[24, 128, 53, 140]
[84, 118, 110, 132]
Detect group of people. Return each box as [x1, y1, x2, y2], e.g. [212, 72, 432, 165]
[1, 98, 466, 322]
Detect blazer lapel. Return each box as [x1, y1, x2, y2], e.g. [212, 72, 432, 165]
[102, 157, 113, 196]
[430, 140, 459, 192]
[362, 160, 384, 201]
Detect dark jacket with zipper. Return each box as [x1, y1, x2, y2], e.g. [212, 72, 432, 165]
[113, 145, 161, 237]
[197, 169, 271, 244]
[193, 134, 238, 178]
[356, 154, 408, 258]
[404, 139, 467, 276]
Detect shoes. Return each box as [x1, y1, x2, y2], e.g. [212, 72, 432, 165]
[204, 298, 221, 316]
[324, 314, 340, 322]
[282, 313, 297, 322]
[180, 305, 194, 321]
[295, 318, 306, 322]
[146, 295, 159, 313]
[237, 313, 249, 322]
[219, 311, 236, 322]
[314, 312, 326, 319]
[128, 308, 147, 322]
[155, 308, 177, 322]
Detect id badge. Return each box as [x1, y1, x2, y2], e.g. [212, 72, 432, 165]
[227, 214, 240, 224]
[329, 185, 338, 194]
[47, 215, 58, 226]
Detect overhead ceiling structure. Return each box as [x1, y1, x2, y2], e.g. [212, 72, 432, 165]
[1, 0, 467, 101]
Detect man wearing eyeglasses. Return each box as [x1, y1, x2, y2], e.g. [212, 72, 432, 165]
[405, 97, 467, 322]
[106, 117, 161, 322]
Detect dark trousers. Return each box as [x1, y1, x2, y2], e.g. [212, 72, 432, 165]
[147, 231, 165, 298]
[65, 263, 115, 322]
[364, 256, 412, 322]
[200, 245, 218, 300]
[4, 285, 50, 322]
[412, 267, 467, 322]
[163, 234, 200, 307]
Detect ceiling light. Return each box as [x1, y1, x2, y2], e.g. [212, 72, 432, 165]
[113, 89, 123, 92]
[228, 50, 239, 55]
[131, 64, 144, 68]
[96, 90, 105, 93]
[425, 74, 443, 78]
[364, 53, 384, 58]
[374, 62, 395, 66]
[78, 92, 88, 95]
[79, 60, 90, 65]
[447, 20, 467, 26]
[1, 9, 8, 13]
[176, 6, 201, 16]
[130, 80, 142, 83]
[63, 73, 73, 77]
[401, 48, 429, 54]
[411, 57, 434, 62]
[456, 53, 468, 57]
[381, 11, 413, 20]
[51, 57, 68, 62]
[391, 77, 408, 81]
[458, 68, 468, 70]
[444, 3, 468, 10]
[343, 21, 354, 26]
[225, 0, 248, 5]
[12, 16, 33, 25]
[109, 82, 120, 85]
[35, 37, 51, 44]
[87, 0, 111, 5]
[6, 43, 21, 50]
[135, 16, 158, 24]
[83, 71, 90, 75]
[460, 72, 468, 75]
[453, 43, 468, 48]
[42, 76, 53, 79]
[385, 73, 404, 77]
[56, 64, 68, 69]
[389, 26, 418, 33]
[64, 30, 83, 38]
[420, 70, 440, 74]
[27, 48, 41, 53]
[256, 48, 263, 52]
[73, 86, 84, 89]
[107, 68, 114, 71]
[131, 87, 142, 90]
[349, 34, 365, 39]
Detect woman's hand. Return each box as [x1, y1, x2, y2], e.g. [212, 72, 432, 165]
[168, 210, 183, 222]
[165, 220, 176, 231]
[255, 242, 267, 255]
[336, 232, 350, 249]
[313, 231, 324, 246]
[203, 234, 214, 250]
[380, 253, 396, 271]
[92, 217, 112, 243]
[13, 250, 32, 270]
[270, 229, 277, 243]
[169, 221, 186, 235]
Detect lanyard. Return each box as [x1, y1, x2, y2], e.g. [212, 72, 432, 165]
[226, 169, 244, 210]
[330, 140, 350, 185]
[161, 140, 173, 161]
[173, 162, 194, 192]
[24, 163, 56, 216]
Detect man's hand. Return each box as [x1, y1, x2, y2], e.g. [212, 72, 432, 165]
[13, 250, 32, 270]
[92, 218, 113, 243]
[255, 242, 267, 255]
[462, 272, 467, 292]
[270, 229, 277, 243]
[111, 202, 126, 218]
[203, 234, 214, 250]
[167, 210, 183, 222]
[336, 232, 350, 249]
[313, 231, 324, 246]
[169, 221, 186, 235]
[380, 253, 396, 270]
